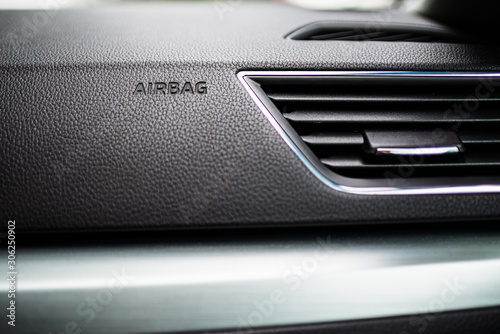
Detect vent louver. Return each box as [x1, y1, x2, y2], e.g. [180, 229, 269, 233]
[288, 22, 471, 44]
[239, 72, 500, 194]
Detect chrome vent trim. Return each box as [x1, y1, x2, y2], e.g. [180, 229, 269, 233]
[237, 71, 500, 195]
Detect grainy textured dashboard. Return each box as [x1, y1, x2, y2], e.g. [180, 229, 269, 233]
[2, 3, 500, 231]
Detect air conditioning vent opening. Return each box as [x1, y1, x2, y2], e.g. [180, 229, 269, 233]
[287, 22, 475, 44]
[239, 72, 500, 194]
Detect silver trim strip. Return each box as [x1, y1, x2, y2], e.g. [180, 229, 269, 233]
[9, 231, 500, 333]
[376, 146, 460, 156]
[237, 71, 500, 195]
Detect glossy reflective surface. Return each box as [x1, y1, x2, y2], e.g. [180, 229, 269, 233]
[3, 228, 500, 333]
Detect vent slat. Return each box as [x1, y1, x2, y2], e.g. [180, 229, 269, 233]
[400, 36, 437, 42]
[309, 30, 358, 40]
[324, 31, 393, 41]
[304, 31, 454, 43]
[459, 131, 500, 144]
[321, 155, 500, 169]
[302, 133, 364, 146]
[268, 93, 500, 103]
[283, 110, 500, 123]
[368, 33, 417, 41]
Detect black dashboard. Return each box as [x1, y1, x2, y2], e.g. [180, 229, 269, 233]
[1, 2, 500, 333]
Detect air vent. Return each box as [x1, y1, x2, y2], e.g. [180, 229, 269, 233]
[288, 22, 471, 44]
[238, 72, 500, 195]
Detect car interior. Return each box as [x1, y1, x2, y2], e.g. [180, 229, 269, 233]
[1, 0, 500, 333]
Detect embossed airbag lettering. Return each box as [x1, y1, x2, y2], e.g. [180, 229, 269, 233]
[134, 81, 207, 95]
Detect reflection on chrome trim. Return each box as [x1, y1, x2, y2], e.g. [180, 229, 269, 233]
[237, 71, 500, 195]
[376, 146, 460, 156]
[10, 231, 500, 333]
